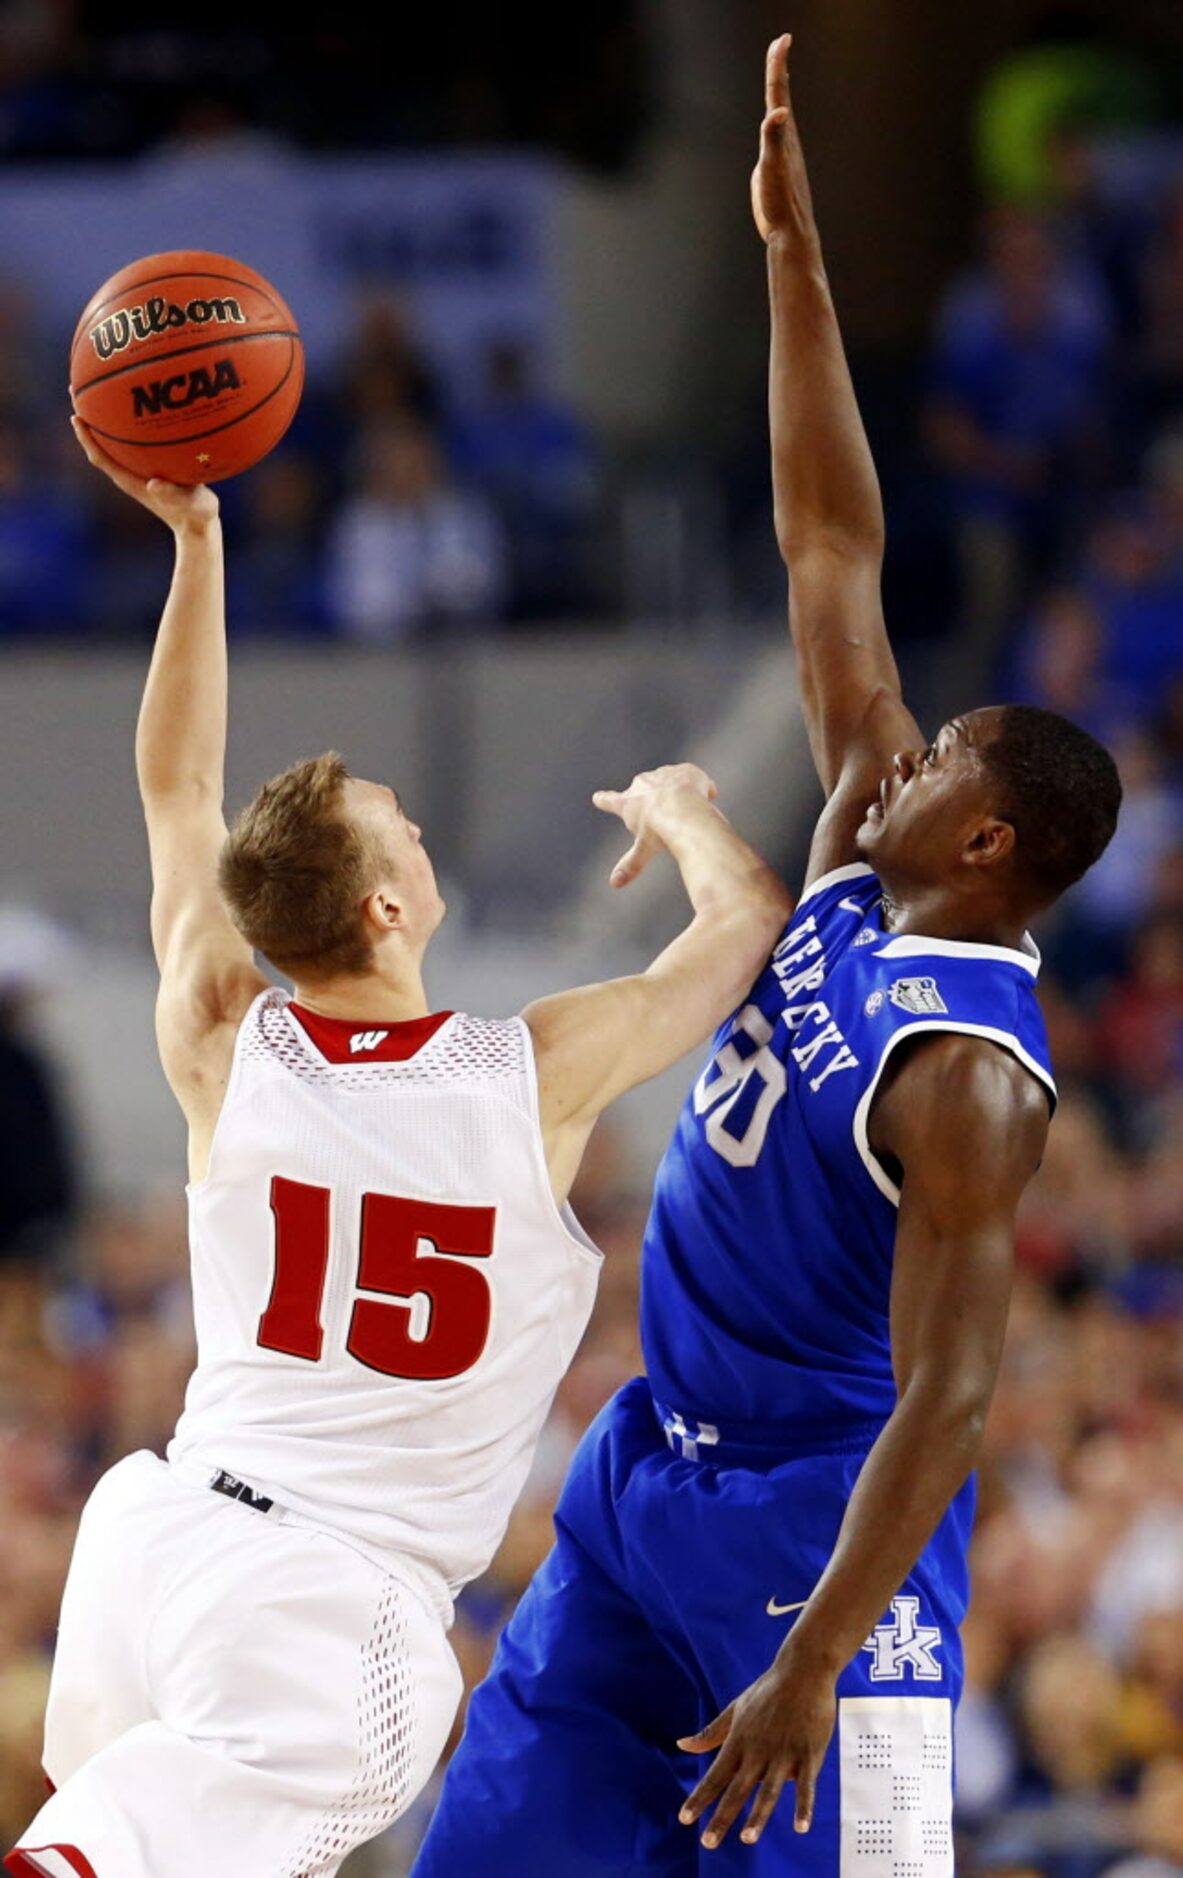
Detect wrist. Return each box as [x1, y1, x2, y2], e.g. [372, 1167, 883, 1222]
[775, 1614, 847, 1681]
[173, 513, 221, 546]
[647, 787, 720, 842]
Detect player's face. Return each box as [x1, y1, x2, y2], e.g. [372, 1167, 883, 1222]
[855, 710, 1007, 885]
[347, 779, 445, 943]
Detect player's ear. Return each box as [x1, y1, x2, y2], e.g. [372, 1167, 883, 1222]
[964, 816, 1015, 869]
[361, 887, 404, 936]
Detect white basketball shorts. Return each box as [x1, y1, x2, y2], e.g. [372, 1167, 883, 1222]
[5, 1450, 462, 1878]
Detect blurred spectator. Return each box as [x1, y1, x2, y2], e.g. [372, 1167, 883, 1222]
[1104, 1755, 1183, 1876]
[1095, 916, 1183, 1107]
[0, 910, 77, 1291]
[449, 340, 598, 619]
[1139, 182, 1183, 428]
[0, 425, 92, 635]
[1012, 587, 1131, 741]
[227, 452, 329, 634]
[342, 297, 442, 432]
[1067, 730, 1181, 946]
[0, 1654, 52, 1844]
[925, 206, 1110, 649]
[325, 418, 507, 639]
[973, 18, 1158, 208]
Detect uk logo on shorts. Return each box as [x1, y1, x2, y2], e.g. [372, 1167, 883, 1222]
[862, 1595, 943, 1681]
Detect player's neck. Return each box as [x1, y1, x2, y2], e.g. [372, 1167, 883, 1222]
[290, 961, 431, 1025]
[880, 884, 1030, 953]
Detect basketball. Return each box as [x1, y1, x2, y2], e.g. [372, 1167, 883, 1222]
[69, 250, 303, 484]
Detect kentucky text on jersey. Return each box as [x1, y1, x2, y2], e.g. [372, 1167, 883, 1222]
[769, 904, 862, 1088]
[642, 862, 1056, 1447]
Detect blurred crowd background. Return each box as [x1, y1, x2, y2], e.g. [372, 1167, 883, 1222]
[0, 4, 1181, 1876]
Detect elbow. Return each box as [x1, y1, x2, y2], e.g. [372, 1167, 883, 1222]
[900, 1375, 992, 1465]
[138, 772, 222, 811]
[775, 516, 886, 575]
[734, 873, 793, 949]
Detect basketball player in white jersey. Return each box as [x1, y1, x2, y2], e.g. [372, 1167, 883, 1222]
[5, 422, 789, 1878]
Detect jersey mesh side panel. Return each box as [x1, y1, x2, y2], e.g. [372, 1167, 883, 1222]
[280, 1581, 416, 1877]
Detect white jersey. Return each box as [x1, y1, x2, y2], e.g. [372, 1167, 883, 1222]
[168, 989, 601, 1603]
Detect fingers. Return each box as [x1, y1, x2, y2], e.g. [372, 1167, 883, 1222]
[698, 1761, 759, 1851]
[610, 831, 659, 888]
[741, 1769, 786, 1845]
[764, 31, 791, 114]
[591, 788, 652, 888]
[677, 1704, 732, 1756]
[591, 788, 624, 817]
[793, 1751, 819, 1834]
[70, 416, 149, 500]
[679, 1741, 741, 1832]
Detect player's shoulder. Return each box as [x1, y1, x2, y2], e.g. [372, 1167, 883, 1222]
[855, 925, 1057, 1120]
[859, 926, 1046, 1031]
[794, 861, 881, 923]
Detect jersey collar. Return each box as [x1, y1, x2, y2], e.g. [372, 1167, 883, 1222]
[872, 931, 1041, 978]
[287, 1001, 455, 1064]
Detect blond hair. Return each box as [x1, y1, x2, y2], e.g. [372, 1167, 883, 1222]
[218, 753, 381, 978]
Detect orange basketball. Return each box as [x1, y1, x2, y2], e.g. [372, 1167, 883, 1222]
[69, 250, 304, 485]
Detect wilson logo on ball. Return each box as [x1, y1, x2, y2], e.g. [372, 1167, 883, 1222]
[90, 294, 247, 362]
[131, 358, 242, 417]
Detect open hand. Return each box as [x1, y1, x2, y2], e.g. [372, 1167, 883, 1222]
[71, 417, 219, 533]
[751, 33, 815, 246]
[592, 763, 719, 889]
[677, 1648, 836, 1848]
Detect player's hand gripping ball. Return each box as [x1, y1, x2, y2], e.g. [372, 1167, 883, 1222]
[69, 250, 303, 484]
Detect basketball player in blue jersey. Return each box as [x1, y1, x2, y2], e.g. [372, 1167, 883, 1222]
[412, 36, 1121, 1877]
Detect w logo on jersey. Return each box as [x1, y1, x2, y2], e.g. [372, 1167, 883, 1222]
[862, 1595, 943, 1680]
[349, 1030, 390, 1055]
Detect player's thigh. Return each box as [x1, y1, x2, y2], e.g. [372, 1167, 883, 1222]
[413, 1526, 701, 1878]
[14, 1530, 463, 1878]
[658, 1460, 961, 1876]
[43, 1452, 165, 1783]
[152, 1507, 462, 1826]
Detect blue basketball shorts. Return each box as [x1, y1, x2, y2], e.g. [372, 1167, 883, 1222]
[412, 1377, 973, 1877]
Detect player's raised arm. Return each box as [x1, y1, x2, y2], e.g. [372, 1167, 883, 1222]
[755, 35, 925, 879]
[523, 766, 791, 1201]
[72, 422, 266, 1103]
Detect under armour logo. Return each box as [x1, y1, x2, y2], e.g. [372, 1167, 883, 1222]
[349, 1030, 390, 1054]
[862, 1595, 943, 1681]
[662, 1410, 720, 1462]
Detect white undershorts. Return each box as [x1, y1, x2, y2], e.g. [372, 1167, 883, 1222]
[6, 1450, 462, 1878]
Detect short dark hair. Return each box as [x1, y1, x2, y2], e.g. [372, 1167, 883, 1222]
[981, 705, 1121, 901]
[219, 752, 382, 978]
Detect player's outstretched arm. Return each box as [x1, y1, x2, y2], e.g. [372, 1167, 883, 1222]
[72, 422, 266, 1110]
[676, 1033, 1048, 1848]
[523, 767, 790, 1201]
[755, 35, 924, 882]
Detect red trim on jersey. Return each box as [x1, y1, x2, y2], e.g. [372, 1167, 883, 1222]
[7, 1849, 99, 1878]
[287, 1004, 453, 1065]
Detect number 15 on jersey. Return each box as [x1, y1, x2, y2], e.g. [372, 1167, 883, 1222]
[258, 1176, 497, 1381]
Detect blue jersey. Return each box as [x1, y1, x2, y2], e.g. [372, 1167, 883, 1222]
[641, 861, 1056, 1443]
